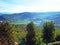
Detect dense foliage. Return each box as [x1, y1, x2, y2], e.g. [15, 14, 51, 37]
[26, 22, 36, 45]
[0, 21, 60, 45]
[42, 21, 56, 45]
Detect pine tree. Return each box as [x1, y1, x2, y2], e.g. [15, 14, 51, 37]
[26, 22, 36, 45]
[42, 21, 56, 45]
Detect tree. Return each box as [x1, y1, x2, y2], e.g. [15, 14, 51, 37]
[26, 22, 36, 45]
[42, 21, 56, 45]
[0, 22, 11, 45]
[0, 22, 15, 45]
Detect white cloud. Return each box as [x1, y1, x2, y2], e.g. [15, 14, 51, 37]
[0, 0, 60, 13]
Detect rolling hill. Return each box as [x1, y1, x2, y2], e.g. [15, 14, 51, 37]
[0, 12, 60, 28]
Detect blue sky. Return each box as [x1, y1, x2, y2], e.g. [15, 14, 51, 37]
[0, 0, 60, 13]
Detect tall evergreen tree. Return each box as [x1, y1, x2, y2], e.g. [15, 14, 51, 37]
[26, 22, 36, 45]
[42, 21, 56, 45]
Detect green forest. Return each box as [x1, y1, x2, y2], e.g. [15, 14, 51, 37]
[0, 21, 60, 45]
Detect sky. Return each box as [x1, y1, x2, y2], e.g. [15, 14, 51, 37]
[0, 0, 60, 13]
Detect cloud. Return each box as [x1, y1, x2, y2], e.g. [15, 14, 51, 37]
[0, 0, 60, 13]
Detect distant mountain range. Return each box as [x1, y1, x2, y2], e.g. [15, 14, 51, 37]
[0, 12, 60, 28]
